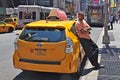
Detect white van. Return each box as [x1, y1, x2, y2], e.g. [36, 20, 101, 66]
[17, 5, 57, 29]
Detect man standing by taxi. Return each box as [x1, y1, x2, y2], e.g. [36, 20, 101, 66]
[75, 11, 104, 70]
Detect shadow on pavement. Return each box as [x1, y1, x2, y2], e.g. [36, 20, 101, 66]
[98, 44, 120, 80]
[99, 44, 120, 56]
[13, 70, 80, 80]
[0, 32, 7, 34]
[80, 68, 93, 76]
[79, 55, 93, 76]
[103, 44, 115, 55]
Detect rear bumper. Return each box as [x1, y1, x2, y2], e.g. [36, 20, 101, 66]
[13, 51, 79, 73]
[19, 58, 61, 65]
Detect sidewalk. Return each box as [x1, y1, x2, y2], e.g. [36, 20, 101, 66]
[80, 23, 120, 80]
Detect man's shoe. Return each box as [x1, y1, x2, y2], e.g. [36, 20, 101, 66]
[93, 65, 105, 70]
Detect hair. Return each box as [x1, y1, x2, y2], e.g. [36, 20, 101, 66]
[77, 11, 84, 17]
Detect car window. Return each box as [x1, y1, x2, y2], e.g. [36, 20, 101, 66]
[19, 27, 66, 42]
[0, 21, 4, 24]
[4, 19, 13, 22]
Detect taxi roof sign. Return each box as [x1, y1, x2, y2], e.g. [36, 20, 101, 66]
[47, 9, 68, 21]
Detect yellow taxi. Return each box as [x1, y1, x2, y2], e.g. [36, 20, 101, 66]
[13, 9, 85, 74]
[4, 17, 18, 29]
[0, 21, 15, 33]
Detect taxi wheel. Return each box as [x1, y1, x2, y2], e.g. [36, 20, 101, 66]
[8, 27, 14, 33]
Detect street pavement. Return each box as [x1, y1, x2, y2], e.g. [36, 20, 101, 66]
[80, 23, 120, 80]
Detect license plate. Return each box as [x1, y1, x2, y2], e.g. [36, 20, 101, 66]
[35, 48, 46, 56]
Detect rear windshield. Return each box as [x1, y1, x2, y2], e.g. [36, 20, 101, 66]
[4, 19, 13, 23]
[19, 27, 66, 42]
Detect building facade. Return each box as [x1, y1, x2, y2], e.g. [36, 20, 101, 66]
[19, 0, 74, 15]
[0, 0, 8, 7]
[0, 0, 84, 18]
[0, 0, 20, 7]
[20, 0, 53, 7]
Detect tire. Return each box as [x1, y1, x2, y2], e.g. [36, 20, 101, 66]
[8, 27, 14, 33]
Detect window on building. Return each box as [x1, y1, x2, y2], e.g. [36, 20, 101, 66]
[19, 11, 23, 19]
[32, 12, 36, 20]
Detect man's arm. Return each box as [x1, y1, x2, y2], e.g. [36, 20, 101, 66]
[83, 20, 91, 31]
[75, 21, 88, 34]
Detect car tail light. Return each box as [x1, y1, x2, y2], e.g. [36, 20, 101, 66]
[14, 36, 19, 50]
[65, 37, 73, 53]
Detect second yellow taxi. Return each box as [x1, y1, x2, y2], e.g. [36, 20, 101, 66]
[4, 17, 18, 29]
[0, 21, 15, 33]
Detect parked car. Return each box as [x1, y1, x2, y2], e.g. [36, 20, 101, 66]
[4, 17, 18, 29]
[0, 21, 15, 33]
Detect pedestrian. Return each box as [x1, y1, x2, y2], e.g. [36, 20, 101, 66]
[109, 15, 114, 30]
[75, 11, 105, 70]
[115, 13, 119, 24]
[113, 15, 116, 24]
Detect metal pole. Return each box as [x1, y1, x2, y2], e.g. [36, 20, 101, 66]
[103, 0, 110, 44]
[10, 0, 14, 7]
[26, 0, 28, 5]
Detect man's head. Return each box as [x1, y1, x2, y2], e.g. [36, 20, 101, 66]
[77, 11, 84, 21]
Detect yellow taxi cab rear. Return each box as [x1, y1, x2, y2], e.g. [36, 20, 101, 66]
[0, 21, 15, 33]
[4, 17, 18, 29]
[13, 20, 85, 74]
